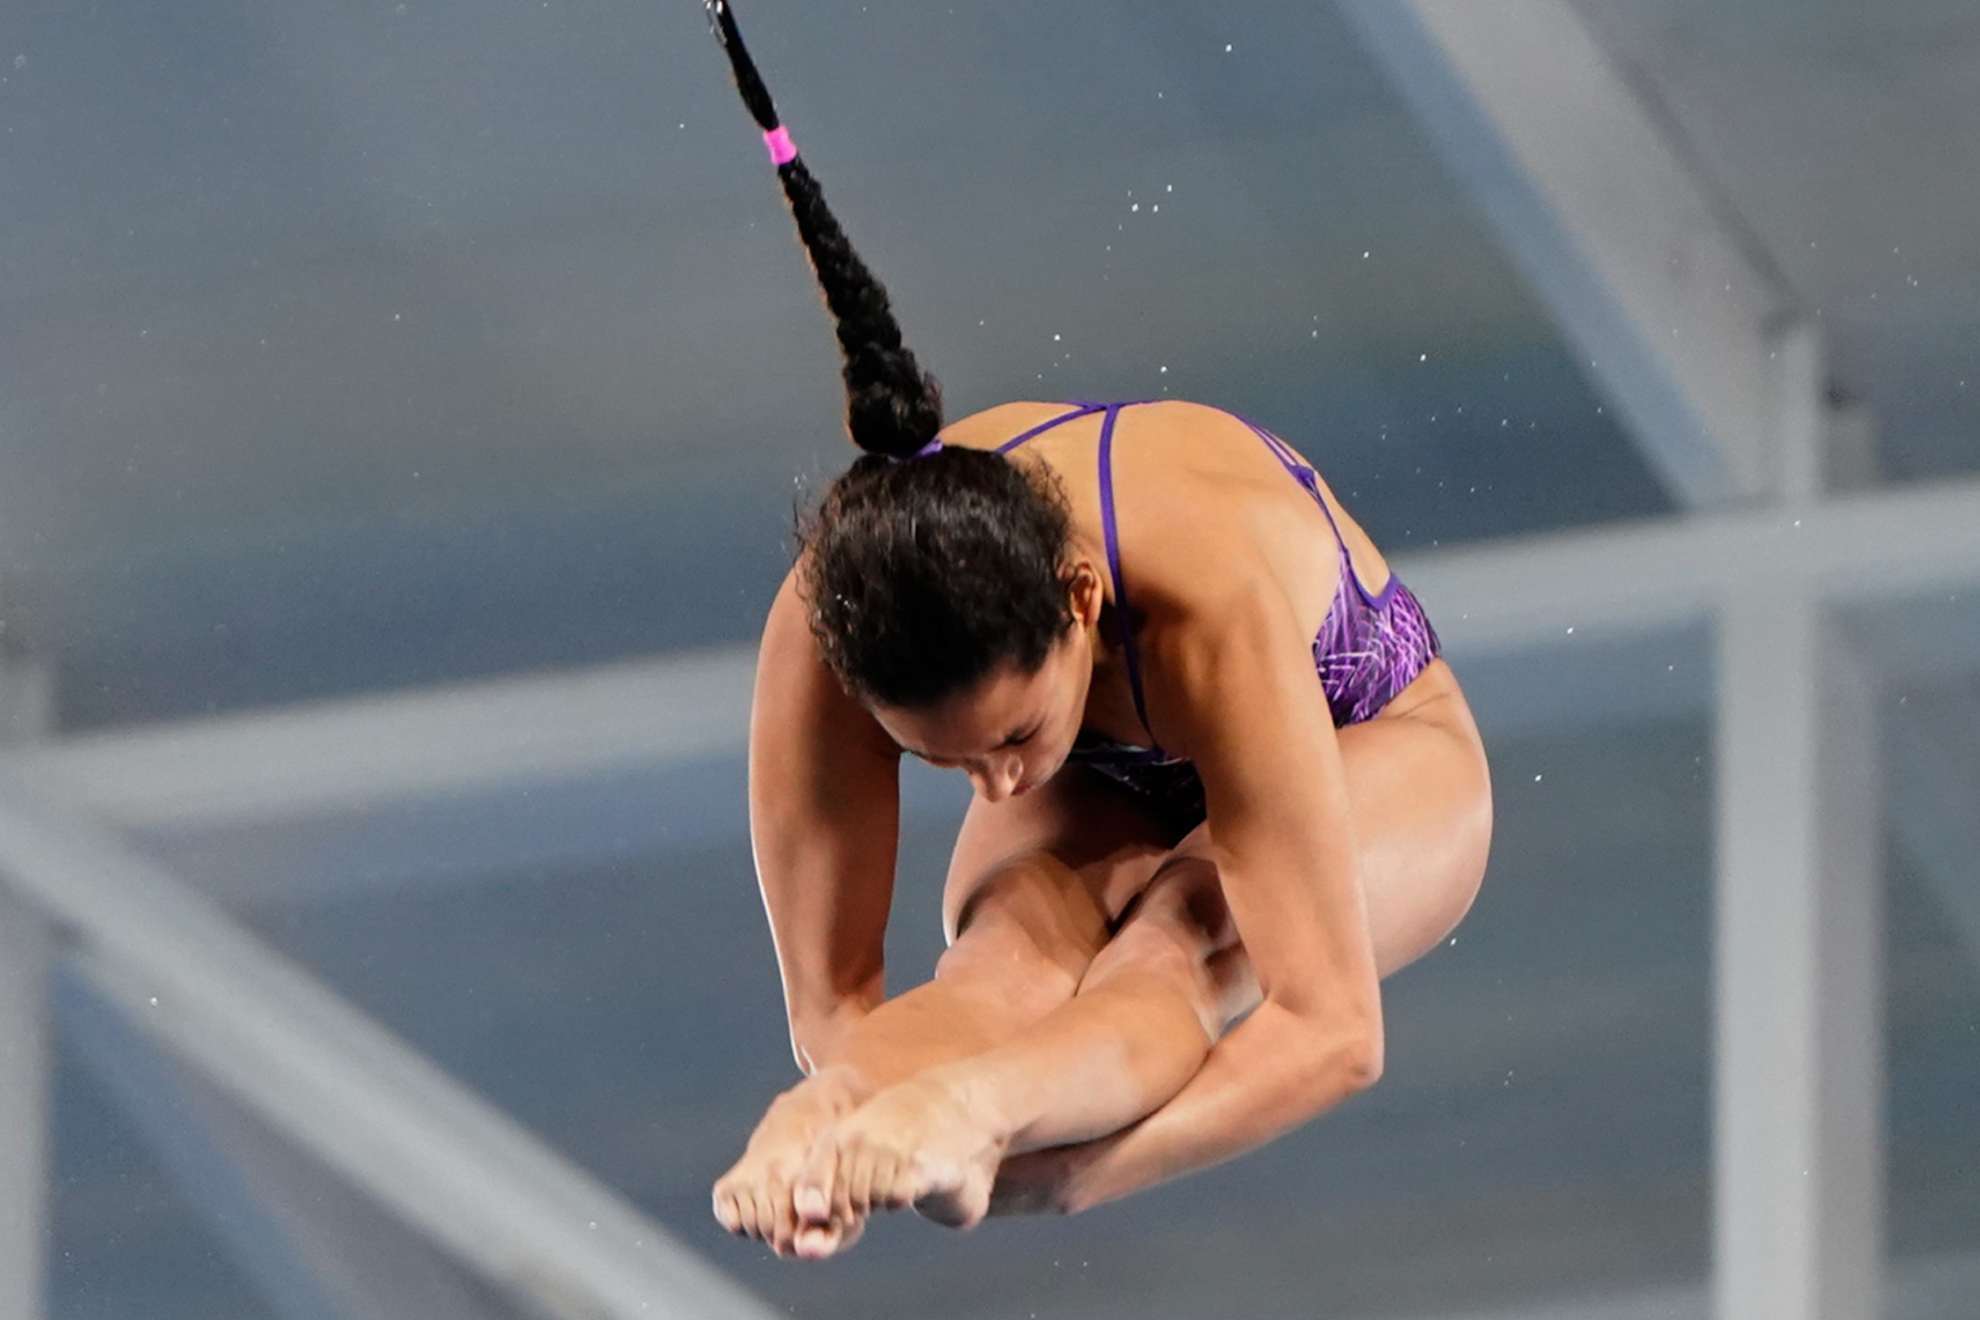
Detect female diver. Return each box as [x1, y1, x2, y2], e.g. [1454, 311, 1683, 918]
[703, 1, 1492, 1260]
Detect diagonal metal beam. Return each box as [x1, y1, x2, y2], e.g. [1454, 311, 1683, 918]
[1339, 0, 1980, 980]
[1339, 0, 1800, 505]
[0, 772, 780, 1320]
[58, 967, 367, 1320]
[64, 967, 530, 1320]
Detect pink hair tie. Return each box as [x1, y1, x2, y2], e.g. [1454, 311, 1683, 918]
[763, 125, 798, 167]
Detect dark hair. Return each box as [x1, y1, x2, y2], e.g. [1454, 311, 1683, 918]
[706, 2, 1075, 708]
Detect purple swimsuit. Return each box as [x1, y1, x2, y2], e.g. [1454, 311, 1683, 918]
[997, 400, 1443, 832]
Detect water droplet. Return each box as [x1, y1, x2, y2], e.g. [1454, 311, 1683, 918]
[12, 55, 24, 70]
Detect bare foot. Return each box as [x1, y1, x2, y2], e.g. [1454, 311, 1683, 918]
[713, 1066, 870, 1257]
[792, 1074, 1008, 1251]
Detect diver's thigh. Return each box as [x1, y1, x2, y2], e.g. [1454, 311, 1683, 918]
[1123, 698, 1490, 1023]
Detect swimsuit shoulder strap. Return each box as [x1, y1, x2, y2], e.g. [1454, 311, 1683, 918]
[995, 402, 1107, 454]
[1097, 403, 1162, 749]
[1229, 410, 1393, 608]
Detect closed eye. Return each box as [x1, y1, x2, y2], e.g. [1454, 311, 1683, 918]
[904, 724, 1038, 765]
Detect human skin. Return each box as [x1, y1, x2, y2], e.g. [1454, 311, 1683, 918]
[713, 400, 1493, 1258]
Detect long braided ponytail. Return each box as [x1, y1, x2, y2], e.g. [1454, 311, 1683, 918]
[704, 2, 1077, 709]
[704, 0, 945, 459]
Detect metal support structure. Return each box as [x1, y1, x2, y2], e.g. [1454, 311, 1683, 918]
[4, 475, 1977, 850]
[58, 968, 356, 1320]
[0, 886, 53, 1320]
[59, 964, 501, 1320]
[1340, 7, 1911, 1317]
[0, 769, 781, 1320]
[8, 645, 755, 832]
[1338, 0, 1797, 506]
[1, 620, 54, 1320]
[1715, 596, 1883, 1318]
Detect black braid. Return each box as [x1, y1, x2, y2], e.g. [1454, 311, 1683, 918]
[705, 0, 944, 459]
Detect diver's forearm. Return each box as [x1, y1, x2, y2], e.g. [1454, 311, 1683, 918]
[1054, 1000, 1377, 1212]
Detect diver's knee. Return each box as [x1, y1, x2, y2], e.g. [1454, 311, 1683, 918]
[1078, 858, 1236, 1038]
[936, 853, 1109, 1022]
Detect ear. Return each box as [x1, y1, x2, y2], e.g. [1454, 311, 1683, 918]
[1065, 560, 1106, 630]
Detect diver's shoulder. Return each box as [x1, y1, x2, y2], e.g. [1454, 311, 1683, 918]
[941, 397, 1221, 450]
[937, 400, 1082, 448]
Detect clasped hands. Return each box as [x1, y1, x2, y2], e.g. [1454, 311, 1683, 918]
[711, 1064, 1079, 1260]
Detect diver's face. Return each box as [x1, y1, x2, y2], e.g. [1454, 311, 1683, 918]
[873, 629, 1093, 804]
[871, 564, 1105, 804]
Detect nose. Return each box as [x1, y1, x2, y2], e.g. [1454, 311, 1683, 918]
[972, 755, 1024, 803]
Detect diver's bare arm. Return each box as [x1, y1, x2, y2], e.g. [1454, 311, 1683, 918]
[749, 570, 1053, 1095]
[972, 589, 1384, 1209]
